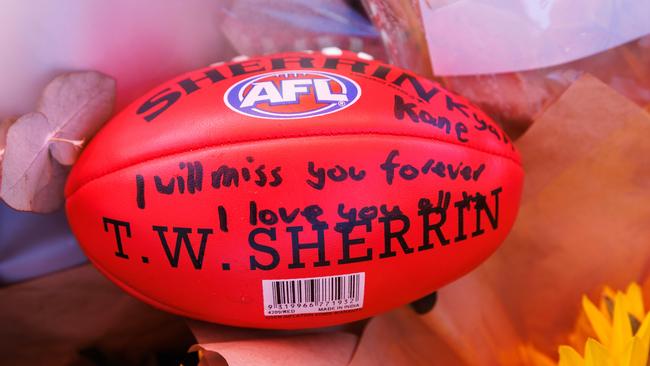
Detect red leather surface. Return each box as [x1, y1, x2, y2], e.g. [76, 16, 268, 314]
[65, 51, 523, 329]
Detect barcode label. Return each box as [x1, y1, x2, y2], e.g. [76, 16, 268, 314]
[262, 272, 365, 316]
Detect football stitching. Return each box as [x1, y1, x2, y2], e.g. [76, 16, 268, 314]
[66, 131, 522, 199]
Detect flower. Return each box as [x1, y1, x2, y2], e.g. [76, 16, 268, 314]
[562, 283, 650, 366]
[522, 283, 650, 366]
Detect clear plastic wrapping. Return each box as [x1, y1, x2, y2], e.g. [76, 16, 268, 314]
[218, 0, 385, 58]
[362, 0, 650, 137]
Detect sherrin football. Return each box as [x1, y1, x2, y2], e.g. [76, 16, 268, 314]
[65, 50, 524, 329]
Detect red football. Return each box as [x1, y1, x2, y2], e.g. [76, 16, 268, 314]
[65, 50, 523, 329]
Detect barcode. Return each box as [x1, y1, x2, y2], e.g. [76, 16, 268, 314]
[262, 272, 365, 316]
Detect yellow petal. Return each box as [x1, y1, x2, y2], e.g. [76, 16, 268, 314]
[620, 336, 648, 366]
[559, 345, 585, 366]
[601, 287, 617, 321]
[602, 286, 616, 301]
[584, 295, 613, 347]
[612, 293, 634, 357]
[584, 338, 611, 366]
[633, 315, 650, 365]
[635, 313, 650, 340]
[624, 283, 645, 322]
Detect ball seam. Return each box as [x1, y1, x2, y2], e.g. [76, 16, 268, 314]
[67, 131, 522, 199]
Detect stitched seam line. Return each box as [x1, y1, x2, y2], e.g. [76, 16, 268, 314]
[67, 131, 521, 199]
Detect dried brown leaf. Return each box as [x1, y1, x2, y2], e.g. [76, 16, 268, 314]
[38, 71, 115, 165]
[0, 112, 67, 212]
[0, 116, 18, 186]
[0, 71, 115, 212]
[0, 116, 16, 154]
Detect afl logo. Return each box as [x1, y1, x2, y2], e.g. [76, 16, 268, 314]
[224, 70, 361, 119]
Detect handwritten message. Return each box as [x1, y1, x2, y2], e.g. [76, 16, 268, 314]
[101, 145, 503, 274]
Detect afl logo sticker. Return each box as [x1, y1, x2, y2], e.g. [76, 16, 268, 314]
[224, 70, 361, 119]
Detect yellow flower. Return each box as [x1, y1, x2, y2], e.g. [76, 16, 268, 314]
[527, 283, 650, 366]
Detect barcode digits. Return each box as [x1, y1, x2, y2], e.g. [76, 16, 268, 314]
[270, 274, 361, 306]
